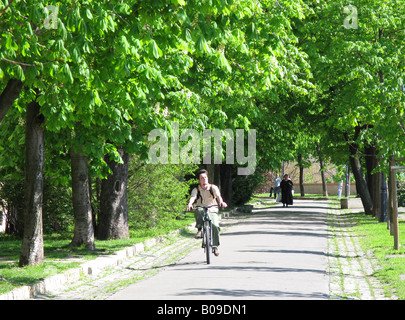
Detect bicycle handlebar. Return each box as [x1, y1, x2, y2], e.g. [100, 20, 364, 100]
[192, 205, 218, 210]
[192, 204, 221, 211]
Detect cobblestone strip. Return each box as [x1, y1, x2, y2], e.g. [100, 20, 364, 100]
[327, 205, 394, 300]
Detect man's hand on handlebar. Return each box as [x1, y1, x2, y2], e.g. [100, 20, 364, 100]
[186, 202, 227, 212]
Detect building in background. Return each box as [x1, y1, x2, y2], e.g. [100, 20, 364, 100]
[255, 159, 356, 196]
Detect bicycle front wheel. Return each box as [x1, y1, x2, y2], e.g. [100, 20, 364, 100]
[204, 220, 211, 264]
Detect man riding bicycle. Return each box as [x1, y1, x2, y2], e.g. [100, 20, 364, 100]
[186, 169, 228, 256]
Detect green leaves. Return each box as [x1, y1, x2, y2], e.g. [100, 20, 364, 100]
[0, 0, 316, 182]
[216, 51, 232, 73]
[148, 39, 161, 59]
[62, 63, 74, 84]
[93, 89, 102, 106]
[196, 35, 210, 54]
[15, 65, 25, 81]
[171, 0, 186, 6]
[299, 0, 405, 166]
[85, 8, 93, 20]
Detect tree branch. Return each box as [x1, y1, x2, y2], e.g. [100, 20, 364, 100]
[2, 57, 35, 67]
[0, 0, 16, 16]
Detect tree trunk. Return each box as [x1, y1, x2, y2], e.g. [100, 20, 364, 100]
[350, 155, 373, 215]
[213, 164, 221, 188]
[298, 154, 305, 197]
[365, 145, 381, 218]
[373, 172, 382, 219]
[0, 79, 23, 125]
[344, 131, 373, 215]
[19, 101, 45, 267]
[220, 164, 232, 207]
[344, 164, 350, 197]
[206, 164, 215, 186]
[315, 142, 328, 197]
[69, 148, 95, 250]
[97, 147, 130, 240]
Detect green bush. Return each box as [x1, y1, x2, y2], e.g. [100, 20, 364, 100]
[0, 180, 24, 236]
[42, 180, 74, 234]
[127, 158, 197, 231]
[0, 178, 73, 236]
[232, 166, 266, 206]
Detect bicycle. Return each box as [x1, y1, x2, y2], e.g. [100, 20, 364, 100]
[194, 205, 218, 264]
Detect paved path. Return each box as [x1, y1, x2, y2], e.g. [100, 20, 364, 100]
[108, 200, 329, 300]
[33, 199, 394, 300]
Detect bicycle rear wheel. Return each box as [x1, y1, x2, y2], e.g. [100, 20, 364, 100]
[204, 220, 211, 264]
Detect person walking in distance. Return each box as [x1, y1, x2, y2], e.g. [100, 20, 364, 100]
[186, 169, 228, 256]
[274, 174, 281, 199]
[280, 174, 293, 208]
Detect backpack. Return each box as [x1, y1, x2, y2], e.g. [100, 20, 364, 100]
[195, 184, 219, 206]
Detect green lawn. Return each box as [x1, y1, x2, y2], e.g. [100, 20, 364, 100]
[345, 212, 405, 299]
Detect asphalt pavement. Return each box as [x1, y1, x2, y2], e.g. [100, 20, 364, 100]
[108, 199, 329, 300]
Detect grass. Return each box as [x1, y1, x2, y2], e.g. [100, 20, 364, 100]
[346, 212, 405, 299]
[0, 214, 195, 296]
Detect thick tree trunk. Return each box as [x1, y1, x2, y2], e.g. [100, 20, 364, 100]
[349, 155, 373, 215]
[19, 101, 45, 267]
[69, 148, 95, 250]
[365, 145, 381, 218]
[0, 79, 23, 125]
[344, 131, 373, 215]
[97, 147, 130, 240]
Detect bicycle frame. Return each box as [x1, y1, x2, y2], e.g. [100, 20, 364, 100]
[194, 205, 217, 264]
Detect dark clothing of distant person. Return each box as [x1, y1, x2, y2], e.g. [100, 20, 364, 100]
[280, 179, 293, 207]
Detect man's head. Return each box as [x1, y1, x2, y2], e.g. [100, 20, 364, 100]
[196, 169, 209, 190]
